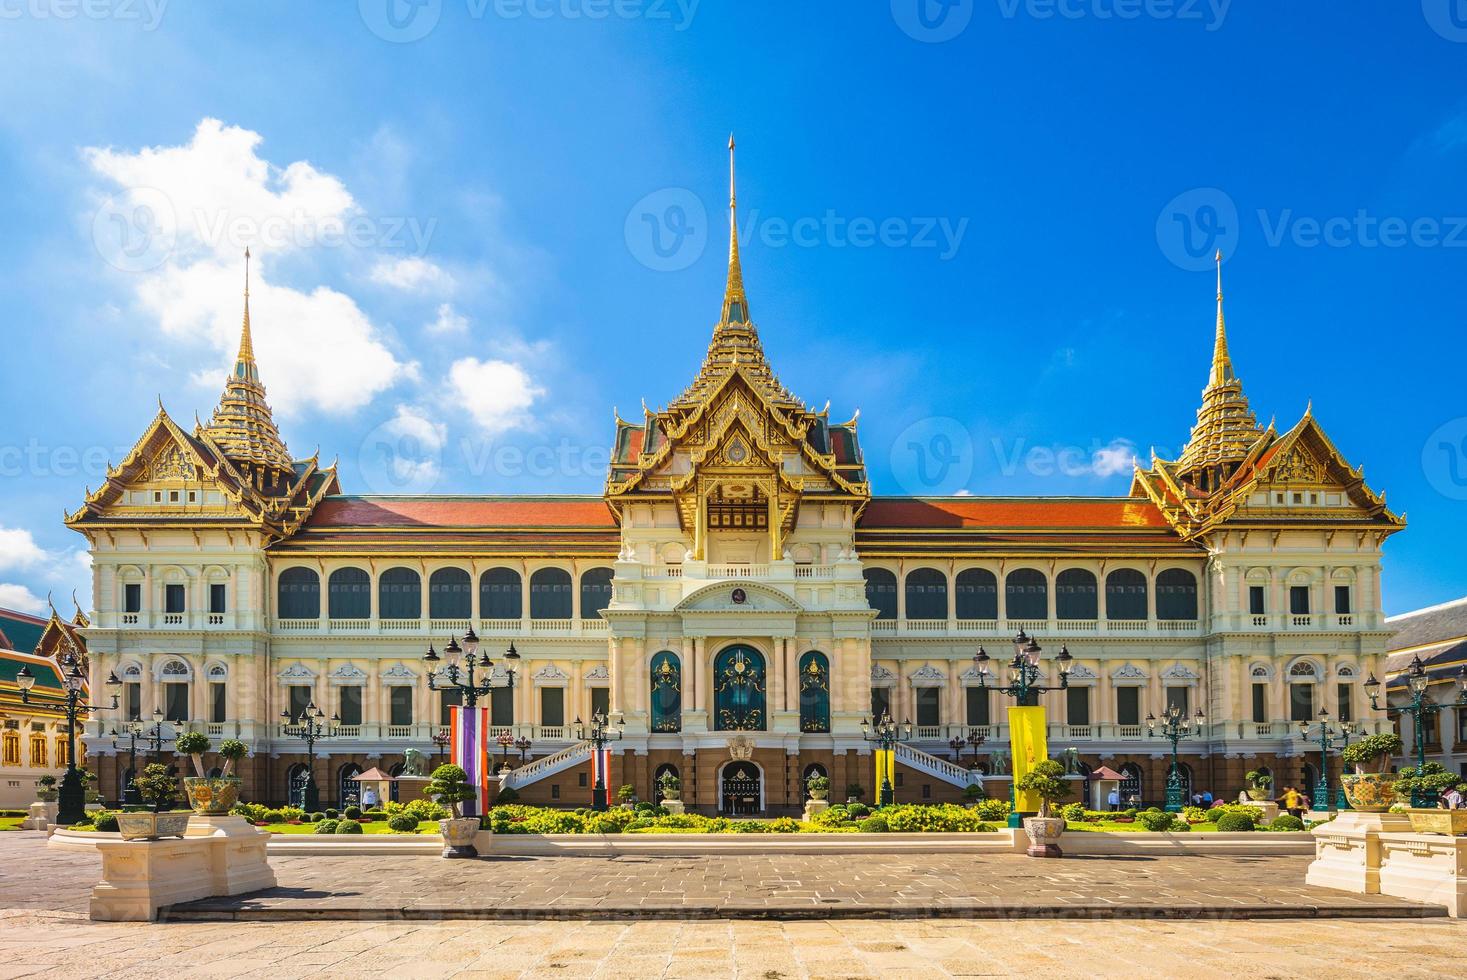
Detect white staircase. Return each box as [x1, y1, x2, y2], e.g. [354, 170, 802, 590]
[499, 740, 592, 790]
[894, 742, 983, 789]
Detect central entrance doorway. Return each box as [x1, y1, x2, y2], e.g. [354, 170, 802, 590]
[720, 761, 763, 815]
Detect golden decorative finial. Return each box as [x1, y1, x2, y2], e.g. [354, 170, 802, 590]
[1209, 248, 1233, 387]
[720, 133, 749, 325]
[238, 247, 255, 364]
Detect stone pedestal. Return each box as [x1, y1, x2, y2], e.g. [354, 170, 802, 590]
[1241, 800, 1280, 823]
[1305, 810, 1413, 894]
[21, 802, 57, 831]
[395, 775, 431, 804]
[662, 800, 685, 815]
[86, 815, 276, 921]
[1378, 833, 1467, 917]
[802, 799, 829, 823]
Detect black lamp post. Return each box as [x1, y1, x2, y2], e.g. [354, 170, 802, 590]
[860, 712, 911, 805]
[1365, 659, 1467, 806]
[431, 728, 451, 767]
[574, 710, 623, 811]
[1147, 703, 1204, 813]
[973, 631, 1073, 826]
[1297, 708, 1355, 814]
[425, 632, 521, 721]
[109, 708, 166, 807]
[16, 654, 121, 826]
[514, 736, 533, 765]
[279, 701, 337, 812]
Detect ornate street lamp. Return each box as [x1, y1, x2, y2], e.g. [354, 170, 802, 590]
[948, 735, 967, 763]
[279, 701, 338, 812]
[1147, 703, 1204, 813]
[1297, 707, 1356, 813]
[574, 710, 623, 812]
[973, 631, 1073, 826]
[1364, 659, 1467, 806]
[425, 632, 521, 724]
[109, 708, 167, 807]
[17, 654, 121, 825]
[430, 728, 451, 767]
[860, 712, 911, 805]
[514, 735, 533, 764]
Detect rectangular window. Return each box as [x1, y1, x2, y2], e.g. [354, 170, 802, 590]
[56, 737, 71, 766]
[870, 687, 891, 722]
[1289, 586, 1311, 615]
[1334, 586, 1352, 614]
[915, 687, 940, 727]
[578, 772, 587, 787]
[1422, 714, 1440, 748]
[540, 687, 565, 728]
[287, 685, 312, 723]
[1066, 686, 1090, 726]
[550, 784, 560, 800]
[1289, 683, 1313, 722]
[165, 584, 186, 614]
[438, 688, 461, 728]
[209, 583, 227, 614]
[1336, 683, 1352, 723]
[965, 687, 990, 727]
[1116, 687, 1140, 726]
[921, 784, 931, 800]
[124, 583, 142, 613]
[490, 686, 513, 727]
[389, 686, 413, 727]
[125, 682, 141, 721]
[164, 682, 189, 722]
[1165, 686, 1189, 716]
[210, 682, 227, 723]
[590, 687, 610, 720]
[1252, 683, 1267, 723]
[1248, 586, 1266, 615]
[340, 686, 363, 727]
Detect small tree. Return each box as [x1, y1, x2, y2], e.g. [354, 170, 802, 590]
[658, 771, 680, 799]
[1394, 762, 1458, 800]
[425, 764, 476, 819]
[217, 739, 248, 777]
[133, 763, 179, 814]
[806, 773, 830, 794]
[1245, 769, 1273, 790]
[962, 783, 985, 802]
[1341, 732, 1403, 774]
[36, 775, 58, 801]
[616, 784, 636, 803]
[176, 731, 212, 778]
[846, 783, 866, 801]
[1015, 760, 1073, 819]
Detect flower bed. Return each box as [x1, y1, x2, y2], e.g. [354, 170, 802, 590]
[486, 803, 1000, 835]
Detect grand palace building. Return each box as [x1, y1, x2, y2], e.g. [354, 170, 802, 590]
[65, 152, 1407, 814]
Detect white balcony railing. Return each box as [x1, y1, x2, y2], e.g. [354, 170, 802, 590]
[1118, 725, 1144, 739]
[1157, 619, 1200, 632]
[1064, 725, 1093, 739]
[479, 619, 522, 632]
[205, 723, 225, 736]
[1108, 619, 1147, 632]
[954, 619, 999, 632]
[276, 618, 320, 632]
[335, 726, 362, 738]
[386, 726, 414, 739]
[380, 619, 421, 632]
[871, 620, 897, 634]
[330, 619, 370, 633]
[705, 564, 769, 579]
[536, 726, 568, 740]
[430, 619, 471, 634]
[905, 619, 947, 633]
[1056, 619, 1098, 632]
[914, 725, 944, 740]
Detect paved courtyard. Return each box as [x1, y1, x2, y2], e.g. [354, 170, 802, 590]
[2, 830, 1464, 978]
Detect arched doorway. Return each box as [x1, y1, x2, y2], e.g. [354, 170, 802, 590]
[713, 645, 767, 731]
[801, 763, 828, 800]
[653, 763, 679, 802]
[338, 763, 363, 808]
[119, 767, 136, 804]
[720, 761, 763, 815]
[1119, 763, 1144, 808]
[286, 763, 311, 809]
[389, 762, 405, 803]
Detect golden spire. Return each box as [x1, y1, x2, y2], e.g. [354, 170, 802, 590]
[1174, 248, 1262, 483]
[239, 246, 256, 365]
[720, 133, 749, 325]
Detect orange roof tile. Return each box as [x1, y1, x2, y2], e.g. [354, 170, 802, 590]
[306, 497, 616, 529]
[860, 497, 1171, 530]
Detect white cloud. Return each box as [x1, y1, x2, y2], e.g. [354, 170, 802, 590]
[371, 256, 453, 292]
[425, 303, 469, 336]
[953, 488, 973, 497]
[0, 583, 47, 616]
[0, 527, 50, 572]
[1091, 439, 1138, 477]
[85, 118, 409, 417]
[448, 357, 543, 434]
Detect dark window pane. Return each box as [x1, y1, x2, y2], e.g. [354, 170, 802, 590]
[389, 686, 413, 726]
[165, 584, 186, 614]
[1165, 686, 1189, 715]
[1004, 569, 1048, 620]
[379, 567, 422, 620]
[1066, 686, 1090, 725]
[1334, 586, 1352, 614]
[1252, 683, 1267, 723]
[1105, 569, 1148, 620]
[965, 687, 990, 726]
[1290, 586, 1311, 615]
[328, 568, 371, 619]
[1055, 569, 1098, 620]
[438, 688, 461, 728]
[340, 686, 363, 727]
[288, 686, 312, 723]
[164, 682, 189, 722]
[540, 687, 565, 727]
[124, 583, 142, 613]
[210, 682, 227, 723]
[915, 687, 940, 727]
[1249, 586, 1266, 615]
[529, 568, 573, 619]
[904, 568, 948, 620]
[864, 569, 898, 620]
[490, 686, 514, 726]
[1116, 687, 1140, 726]
[590, 687, 609, 719]
[1289, 683, 1313, 722]
[209, 583, 227, 614]
[580, 567, 614, 619]
[1156, 569, 1198, 620]
[1336, 683, 1351, 722]
[278, 568, 321, 619]
[428, 568, 471, 619]
[870, 687, 891, 721]
[479, 568, 523, 619]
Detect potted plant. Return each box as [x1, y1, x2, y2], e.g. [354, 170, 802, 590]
[806, 773, 830, 801]
[846, 783, 866, 804]
[616, 784, 637, 809]
[1015, 759, 1073, 858]
[1340, 732, 1403, 812]
[35, 775, 58, 802]
[176, 732, 248, 815]
[1396, 763, 1467, 833]
[116, 763, 191, 840]
[658, 772, 681, 802]
[1244, 769, 1273, 802]
[426, 764, 480, 858]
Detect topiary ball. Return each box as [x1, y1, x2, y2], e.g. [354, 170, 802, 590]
[93, 812, 119, 832]
[387, 814, 419, 833]
[1268, 814, 1305, 832]
[859, 815, 890, 833]
[1216, 811, 1256, 832]
[344, 805, 362, 820]
[314, 820, 340, 834]
[335, 819, 364, 834]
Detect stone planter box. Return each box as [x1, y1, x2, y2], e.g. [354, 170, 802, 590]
[1023, 816, 1064, 858]
[117, 811, 191, 842]
[440, 817, 481, 858]
[1406, 809, 1467, 837]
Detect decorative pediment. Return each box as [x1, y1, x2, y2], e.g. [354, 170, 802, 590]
[674, 581, 802, 614]
[908, 664, 947, 687]
[277, 662, 315, 680]
[1111, 663, 1147, 683]
[1068, 663, 1098, 681]
[959, 665, 984, 684]
[870, 663, 897, 685]
[1161, 663, 1199, 681]
[381, 663, 417, 681]
[584, 663, 610, 684]
[533, 663, 569, 684]
[329, 663, 368, 684]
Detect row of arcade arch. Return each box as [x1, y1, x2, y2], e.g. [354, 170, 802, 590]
[863, 567, 1201, 621]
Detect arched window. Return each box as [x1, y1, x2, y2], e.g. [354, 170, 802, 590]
[1105, 569, 1148, 621]
[580, 567, 614, 620]
[327, 567, 371, 619]
[1170, 762, 1193, 801]
[1156, 569, 1199, 621]
[479, 568, 522, 619]
[1289, 661, 1317, 678]
[378, 567, 422, 620]
[1055, 569, 1098, 620]
[649, 652, 682, 733]
[798, 651, 831, 733]
[653, 762, 679, 799]
[904, 568, 948, 620]
[713, 644, 766, 731]
[801, 763, 828, 797]
[1005, 569, 1049, 621]
[286, 763, 311, 809]
[338, 763, 363, 807]
[1119, 762, 1144, 806]
[529, 568, 572, 619]
[277, 567, 321, 619]
[863, 569, 897, 620]
[428, 568, 471, 619]
[955, 568, 998, 620]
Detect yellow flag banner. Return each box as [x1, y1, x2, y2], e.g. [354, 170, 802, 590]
[1007, 705, 1049, 813]
[874, 748, 894, 794]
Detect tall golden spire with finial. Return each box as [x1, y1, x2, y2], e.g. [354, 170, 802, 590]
[720, 133, 749, 325]
[1175, 248, 1263, 486]
[238, 245, 256, 366]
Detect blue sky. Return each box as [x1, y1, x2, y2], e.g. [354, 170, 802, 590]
[0, 1, 1464, 616]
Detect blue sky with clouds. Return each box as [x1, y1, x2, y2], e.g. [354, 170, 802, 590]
[0, 1, 1464, 616]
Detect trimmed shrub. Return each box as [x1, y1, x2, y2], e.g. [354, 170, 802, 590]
[859, 815, 889, 833]
[974, 798, 1011, 822]
[1268, 814, 1306, 832]
[730, 820, 771, 833]
[846, 803, 870, 819]
[1138, 810, 1179, 832]
[1061, 802, 1087, 825]
[309, 812, 325, 822]
[261, 809, 286, 824]
[403, 798, 449, 822]
[1182, 806, 1207, 824]
[344, 805, 363, 820]
[335, 819, 364, 834]
[279, 806, 306, 823]
[768, 817, 801, 834]
[92, 811, 120, 832]
[1216, 811, 1256, 832]
[314, 820, 340, 834]
[387, 814, 420, 833]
